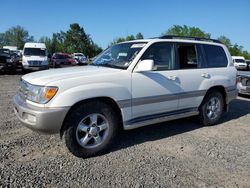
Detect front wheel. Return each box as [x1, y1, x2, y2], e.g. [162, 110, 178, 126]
[198, 91, 224, 126]
[62, 101, 118, 158]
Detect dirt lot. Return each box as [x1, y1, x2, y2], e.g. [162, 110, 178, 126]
[0, 74, 250, 188]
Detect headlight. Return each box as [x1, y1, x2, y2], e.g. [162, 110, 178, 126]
[25, 83, 58, 104]
[41, 60, 48, 65]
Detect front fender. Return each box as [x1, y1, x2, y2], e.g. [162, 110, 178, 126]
[48, 82, 132, 108]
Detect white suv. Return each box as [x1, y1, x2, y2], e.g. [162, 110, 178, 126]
[13, 36, 237, 158]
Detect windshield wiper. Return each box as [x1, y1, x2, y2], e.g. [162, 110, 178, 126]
[91, 63, 126, 69]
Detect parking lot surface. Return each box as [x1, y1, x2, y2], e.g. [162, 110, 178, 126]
[0, 74, 250, 187]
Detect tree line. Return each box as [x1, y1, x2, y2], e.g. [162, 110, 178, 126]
[0, 24, 249, 59]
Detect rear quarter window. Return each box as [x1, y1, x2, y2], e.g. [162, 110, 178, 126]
[203, 45, 228, 68]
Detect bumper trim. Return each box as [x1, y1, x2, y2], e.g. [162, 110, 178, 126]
[13, 95, 70, 134]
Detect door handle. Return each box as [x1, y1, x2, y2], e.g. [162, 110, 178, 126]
[167, 75, 177, 80]
[201, 73, 210, 78]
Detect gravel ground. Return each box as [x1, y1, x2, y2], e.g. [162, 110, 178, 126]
[0, 74, 250, 188]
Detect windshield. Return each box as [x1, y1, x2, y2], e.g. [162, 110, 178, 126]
[235, 59, 245, 63]
[24, 48, 46, 56]
[93, 42, 147, 69]
[0, 49, 10, 54]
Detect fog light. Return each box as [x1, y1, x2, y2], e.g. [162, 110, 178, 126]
[23, 113, 36, 123]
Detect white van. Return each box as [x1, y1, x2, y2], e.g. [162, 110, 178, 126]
[22, 43, 49, 71]
[232, 56, 247, 70]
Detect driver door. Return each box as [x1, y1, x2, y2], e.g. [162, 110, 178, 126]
[131, 42, 180, 119]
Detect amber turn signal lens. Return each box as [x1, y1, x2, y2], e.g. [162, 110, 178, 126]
[44, 87, 58, 100]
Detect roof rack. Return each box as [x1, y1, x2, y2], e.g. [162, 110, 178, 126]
[159, 35, 222, 44]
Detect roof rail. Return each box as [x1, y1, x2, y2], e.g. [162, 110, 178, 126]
[159, 35, 222, 44]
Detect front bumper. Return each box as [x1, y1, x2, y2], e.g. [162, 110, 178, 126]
[235, 65, 247, 70]
[23, 65, 49, 71]
[13, 95, 70, 134]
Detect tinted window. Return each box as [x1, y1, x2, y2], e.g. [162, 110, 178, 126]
[177, 44, 198, 69]
[203, 45, 228, 67]
[141, 43, 174, 71]
[234, 59, 245, 63]
[24, 48, 46, 56]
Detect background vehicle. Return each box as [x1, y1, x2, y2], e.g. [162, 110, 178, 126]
[14, 36, 237, 158]
[237, 72, 250, 96]
[232, 56, 247, 70]
[246, 60, 250, 70]
[0, 48, 17, 73]
[22, 43, 49, 71]
[51, 53, 77, 68]
[72, 53, 87, 65]
[3, 46, 18, 51]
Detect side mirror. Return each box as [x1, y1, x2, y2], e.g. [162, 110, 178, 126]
[134, 59, 154, 72]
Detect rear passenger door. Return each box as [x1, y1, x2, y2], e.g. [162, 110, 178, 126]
[175, 43, 209, 110]
[201, 44, 234, 89]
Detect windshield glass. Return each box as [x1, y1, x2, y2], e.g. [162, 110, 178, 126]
[24, 48, 46, 56]
[93, 42, 147, 69]
[235, 59, 245, 63]
[0, 49, 10, 55]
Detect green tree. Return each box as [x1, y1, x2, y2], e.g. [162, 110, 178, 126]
[2, 26, 34, 49]
[218, 35, 250, 59]
[0, 33, 4, 48]
[63, 23, 101, 57]
[217, 36, 232, 49]
[136, 32, 144, 39]
[110, 37, 126, 45]
[39, 36, 52, 53]
[110, 33, 144, 45]
[126, 35, 135, 41]
[163, 25, 211, 38]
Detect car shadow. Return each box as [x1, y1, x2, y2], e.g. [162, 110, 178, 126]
[110, 98, 250, 153]
[221, 97, 250, 122]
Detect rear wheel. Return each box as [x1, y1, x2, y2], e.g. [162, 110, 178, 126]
[63, 101, 118, 158]
[199, 91, 224, 126]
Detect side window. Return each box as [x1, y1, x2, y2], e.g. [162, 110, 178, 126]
[141, 43, 174, 71]
[177, 44, 198, 69]
[203, 45, 228, 68]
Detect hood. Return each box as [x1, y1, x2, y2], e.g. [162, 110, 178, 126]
[22, 65, 122, 86]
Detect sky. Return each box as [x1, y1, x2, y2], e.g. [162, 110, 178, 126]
[0, 0, 250, 51]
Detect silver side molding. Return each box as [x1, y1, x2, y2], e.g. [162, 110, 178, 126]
[124, 110, 199, 130]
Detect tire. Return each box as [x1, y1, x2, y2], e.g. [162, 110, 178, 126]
[62, 101, 118, 158]
[198, 91, 224, 126]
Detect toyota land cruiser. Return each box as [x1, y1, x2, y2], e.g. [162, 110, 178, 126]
[13, 36, 237, 158]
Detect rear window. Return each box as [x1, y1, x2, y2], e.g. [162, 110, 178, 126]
[203, 45, 228, 68]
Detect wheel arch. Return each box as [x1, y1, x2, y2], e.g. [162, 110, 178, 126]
[200, 85, 227, 112]
[60, 97, 123, 138]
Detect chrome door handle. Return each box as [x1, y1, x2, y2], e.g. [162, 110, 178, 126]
[201, 73, 209, 78]
[167, 75, 177, 80]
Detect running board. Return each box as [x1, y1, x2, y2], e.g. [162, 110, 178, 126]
[124, 109, 199, 130]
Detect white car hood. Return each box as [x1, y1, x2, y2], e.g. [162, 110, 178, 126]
[22, 65, 122, 85]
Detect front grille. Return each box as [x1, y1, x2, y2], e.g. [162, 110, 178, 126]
[27, 61, 42, 66]
[18, 79, 29, 100]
